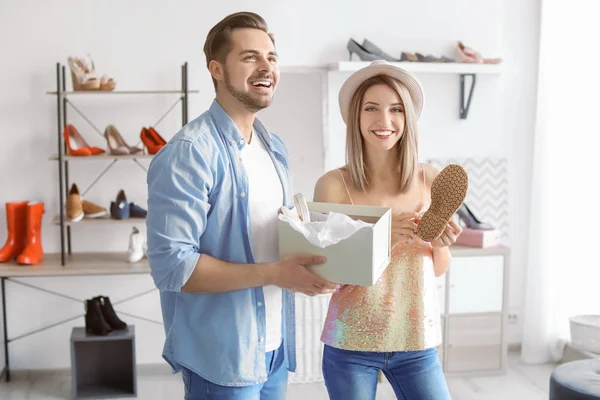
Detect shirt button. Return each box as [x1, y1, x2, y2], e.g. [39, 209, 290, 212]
[239, 139, 244, 145]
[259, 337, 265, 343]
[241, 192, 246, 198]
[257, 302, 263, 307]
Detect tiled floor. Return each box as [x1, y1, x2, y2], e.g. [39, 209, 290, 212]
[0, 351, 556, 399]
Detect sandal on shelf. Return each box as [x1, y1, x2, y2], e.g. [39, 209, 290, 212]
[67, 55, 117, 91]
[68, 56, 100, 90]
[100, 74, 116, 91]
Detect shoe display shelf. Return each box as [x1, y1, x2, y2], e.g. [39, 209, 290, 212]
[46, 61, 198, 267]
[330, 61, 503, 120]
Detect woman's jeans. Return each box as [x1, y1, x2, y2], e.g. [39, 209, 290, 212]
[322, 344, 451, 400]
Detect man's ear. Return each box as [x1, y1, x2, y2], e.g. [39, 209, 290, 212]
[208, 60, 224, 83]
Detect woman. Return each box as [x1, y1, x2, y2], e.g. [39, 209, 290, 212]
[314, 61, 461, 400]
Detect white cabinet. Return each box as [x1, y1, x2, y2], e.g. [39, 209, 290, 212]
[445, 315, 503, 372]
[438, 246, 510, 375]
[437, 275, 446, 314]
[448, 255, 504, 314]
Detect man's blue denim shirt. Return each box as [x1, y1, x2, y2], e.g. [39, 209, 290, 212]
[146, 99, 296, 387]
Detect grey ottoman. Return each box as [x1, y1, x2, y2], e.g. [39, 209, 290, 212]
[550, 360, 600, 399]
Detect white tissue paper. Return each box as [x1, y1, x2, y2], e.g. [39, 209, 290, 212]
[278, 208, 373, 248]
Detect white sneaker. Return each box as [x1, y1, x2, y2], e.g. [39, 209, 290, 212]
[127, 227, 146, 263]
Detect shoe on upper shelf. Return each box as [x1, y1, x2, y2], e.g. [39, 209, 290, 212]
[104, 125, 143, 156]
[68, 54, 116, 91]
[347, 38, 382, 62]
[360, 39, 400, 62]
[140, 126, 167, 155]
[456, 41, 502, 64]
[63, 124, 105, 156]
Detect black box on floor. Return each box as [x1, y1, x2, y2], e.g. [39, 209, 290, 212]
[70, 325, 137, 399]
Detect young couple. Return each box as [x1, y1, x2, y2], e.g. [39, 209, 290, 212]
[146, 11, 460, 400]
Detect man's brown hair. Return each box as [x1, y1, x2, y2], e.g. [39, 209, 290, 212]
[203, 12, 275, 90]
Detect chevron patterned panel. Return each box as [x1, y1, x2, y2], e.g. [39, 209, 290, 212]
[426, 158, 509, 243]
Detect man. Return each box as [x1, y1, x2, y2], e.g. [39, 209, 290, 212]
[146, 11, 337, 399]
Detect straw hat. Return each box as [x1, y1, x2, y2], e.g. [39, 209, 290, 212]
[338, 60, 424, 124]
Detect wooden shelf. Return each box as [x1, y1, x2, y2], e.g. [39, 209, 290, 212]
[52, 215, 146, 227]
[49, 154, 154, 161]
[46, 90, 199, 95]
[330, 61, 504, 74]
[0, 253, 149, 277]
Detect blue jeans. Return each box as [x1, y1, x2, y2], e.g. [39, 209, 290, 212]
[322, 344, 450, 400]
[181, 344, 287, 399]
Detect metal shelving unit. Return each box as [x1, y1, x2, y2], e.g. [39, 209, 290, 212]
[48, 61, 198, 266]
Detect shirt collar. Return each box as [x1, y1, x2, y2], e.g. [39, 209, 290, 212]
[209, 99, 274, 151]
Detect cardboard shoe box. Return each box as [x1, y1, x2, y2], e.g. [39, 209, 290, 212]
[455, 227, 501, 248]
[278, 201, 391, 286]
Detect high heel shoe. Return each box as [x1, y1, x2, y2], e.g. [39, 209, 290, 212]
[94, 296, 127, 330]
[140, 127, 166, 155]
[360, 39, 399, 62]
[85, 298, 112, 336]
[104, 125, 143, 155]
[347, 39, 381, 61]
[64, 124, 105, 156]
[456, 203, 495, 230]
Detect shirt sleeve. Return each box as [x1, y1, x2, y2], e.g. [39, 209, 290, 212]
[145, 138, 213, 292]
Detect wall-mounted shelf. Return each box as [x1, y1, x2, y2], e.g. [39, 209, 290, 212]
[330, 61, 503, 120]
[330, 61, 503, 74]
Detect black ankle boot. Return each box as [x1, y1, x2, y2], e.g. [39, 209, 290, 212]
[85, 298, 112, 336]
[456, 204, 495, 230]
[95, 296, 127, 330]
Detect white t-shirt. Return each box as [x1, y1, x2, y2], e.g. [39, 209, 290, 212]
[240, 132, 283, 352]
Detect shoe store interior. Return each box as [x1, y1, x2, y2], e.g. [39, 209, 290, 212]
[1, 1, 599, 399]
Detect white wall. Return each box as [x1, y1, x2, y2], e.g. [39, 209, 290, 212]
[0, 0, 539, 370]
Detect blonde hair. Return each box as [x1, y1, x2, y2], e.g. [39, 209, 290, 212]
[346, 75, 419, 193]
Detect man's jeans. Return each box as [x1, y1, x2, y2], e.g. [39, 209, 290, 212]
[182, 343, 287, 399]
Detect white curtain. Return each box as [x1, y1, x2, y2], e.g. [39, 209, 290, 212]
[521, 0, 600, 364]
